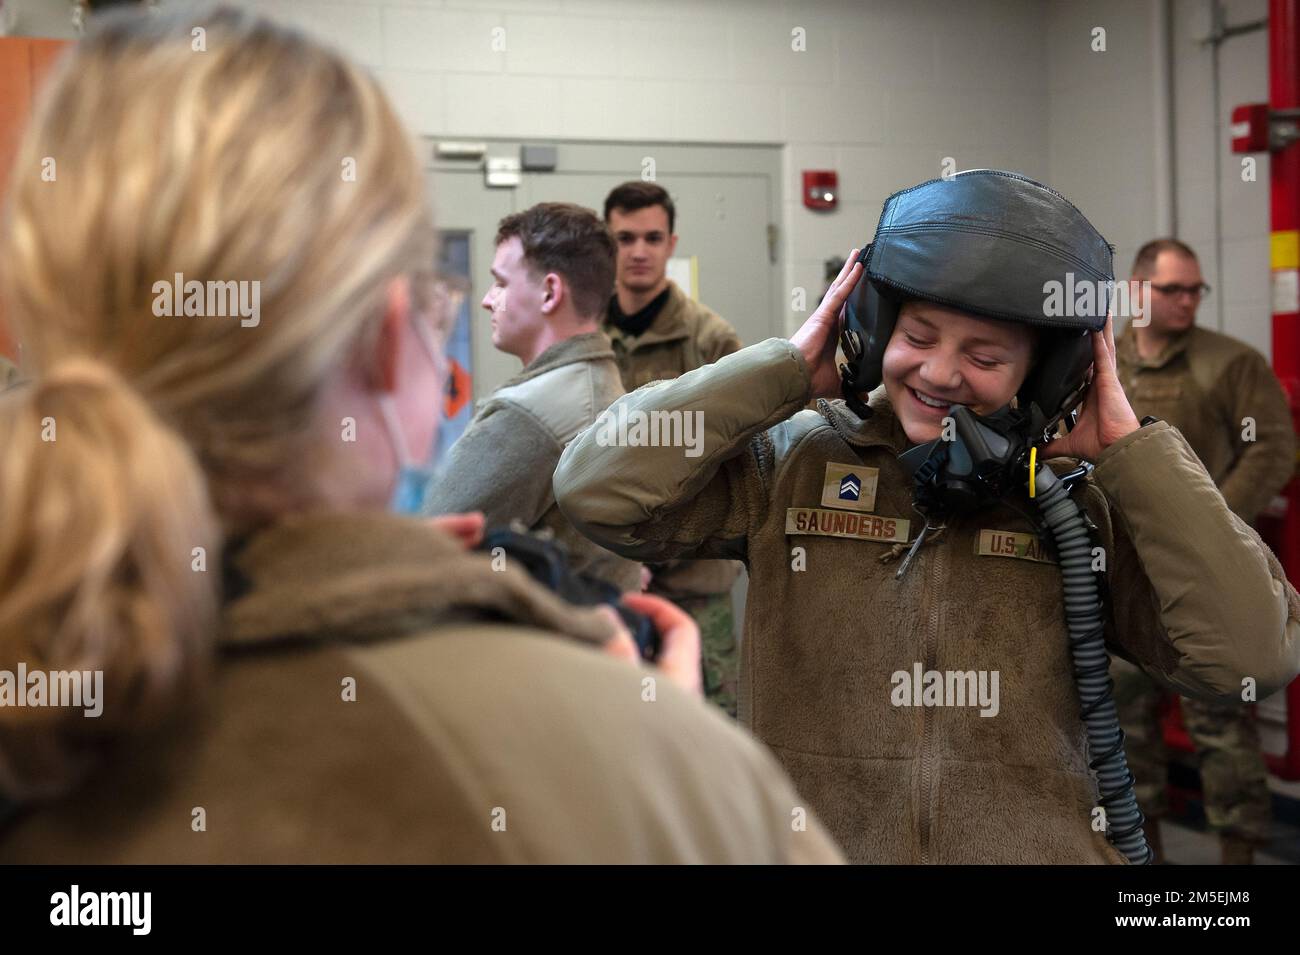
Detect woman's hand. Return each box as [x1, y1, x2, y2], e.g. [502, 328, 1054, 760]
[428, 511, 486, 549]
[790, 248, 866, 401]
[1041, 315, 1141, 462]
[599, 593, 703, 697]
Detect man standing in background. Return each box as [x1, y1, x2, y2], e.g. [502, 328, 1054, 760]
[1112, 238, 1297, 864]
[423, 202, 641, 594]
[602, 181, 744, 715]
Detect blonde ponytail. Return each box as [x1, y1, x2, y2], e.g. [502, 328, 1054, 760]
[0, 360, 218, 797]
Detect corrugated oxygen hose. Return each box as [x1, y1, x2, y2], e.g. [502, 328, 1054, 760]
[1033, 463, 1152, 865]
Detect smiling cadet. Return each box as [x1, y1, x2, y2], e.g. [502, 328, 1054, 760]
[555, 171, 1300, 864]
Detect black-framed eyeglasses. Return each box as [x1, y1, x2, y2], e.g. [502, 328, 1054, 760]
[1151, 282, 1211, 299]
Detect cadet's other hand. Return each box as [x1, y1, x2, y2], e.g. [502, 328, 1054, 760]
[429, 511, 486, 549]
[791, 248, 865, 401]
[1041, 315, 1140, 462]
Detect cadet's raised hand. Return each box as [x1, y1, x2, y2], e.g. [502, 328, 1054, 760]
[791, 248, 865, 401]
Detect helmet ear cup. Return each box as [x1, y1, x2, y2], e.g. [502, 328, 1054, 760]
[840, 258, 897, 397]
[1018, 329, 1094, 435]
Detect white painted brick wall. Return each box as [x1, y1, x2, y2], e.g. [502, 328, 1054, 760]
[152, 0, 1048, 335]
[1046, 0, 1275, 358]
[18, 0, 1277, 350]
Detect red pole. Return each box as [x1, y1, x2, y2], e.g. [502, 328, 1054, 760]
[1270, 0, 1300, 399]
[1267, 0, 1300, 779]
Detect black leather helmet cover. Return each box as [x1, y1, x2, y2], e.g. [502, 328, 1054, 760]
[841, 169, 1114, 441]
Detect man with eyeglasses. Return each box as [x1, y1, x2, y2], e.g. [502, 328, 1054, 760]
[1112, 237, 1296, 864]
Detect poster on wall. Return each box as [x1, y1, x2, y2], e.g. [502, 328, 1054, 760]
[436, 231, 474, 457]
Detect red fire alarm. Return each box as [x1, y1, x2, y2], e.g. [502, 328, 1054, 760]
[803, 170, 838, 210]
[1231, 103, 1270, 153]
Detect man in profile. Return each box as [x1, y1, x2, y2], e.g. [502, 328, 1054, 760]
[423, 202, 640, 592]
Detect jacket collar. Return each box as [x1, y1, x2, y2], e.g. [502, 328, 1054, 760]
[817, 387, 911, 454]
[603, 280, 692, 348]
[220, 511, 615, 650]
[505, 331, 615, 388]
[1117, 320, 1193, 370]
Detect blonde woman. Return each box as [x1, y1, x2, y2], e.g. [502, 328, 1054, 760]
[0, 7, 841, 864]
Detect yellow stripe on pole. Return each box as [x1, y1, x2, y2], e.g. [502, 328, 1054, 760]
[1272, 231, 1300, 270]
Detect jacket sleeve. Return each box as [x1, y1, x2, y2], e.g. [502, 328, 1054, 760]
[1091, 420, 1300, 702]
[422, 399, 562, 530]
[554, 338, 811, 563]
[1214, 350, 1297, 523]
